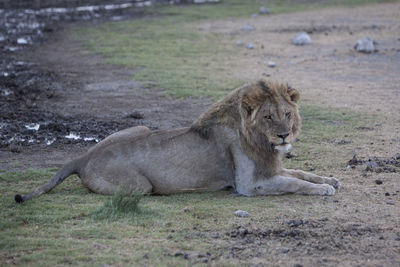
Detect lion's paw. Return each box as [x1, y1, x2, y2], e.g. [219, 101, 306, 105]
[327, 177, 341, 189]
[318, 184, 336, 196]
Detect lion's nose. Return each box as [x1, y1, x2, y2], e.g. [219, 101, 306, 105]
[277, 133, 289, 140]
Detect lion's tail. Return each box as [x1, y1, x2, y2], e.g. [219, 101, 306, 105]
[14, 158, 82, 203]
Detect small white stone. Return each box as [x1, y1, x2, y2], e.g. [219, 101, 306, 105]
[267, 61, 276, 68]
[65, 133, 81, 140]
[259, 7, 270, 15]
[354, 37, 376, 53]
[236, 40, 244, 47]
[241, 25, 254, 31]
[246, 43, 255, 49]
[292, 32, 311, 46]
[25, 123, 40, 131]
[235, 210, 250, 217]
[346, 165, 352, 171]
[17, 37, 28, 45]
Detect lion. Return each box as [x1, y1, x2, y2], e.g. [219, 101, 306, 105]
[15, 80, 340, 203]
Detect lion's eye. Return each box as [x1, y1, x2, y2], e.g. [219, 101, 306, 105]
[285, 112, 291, 119]
[265, 115, 273, 121]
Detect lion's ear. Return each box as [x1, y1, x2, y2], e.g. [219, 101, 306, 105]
[287, 87, 300, 103]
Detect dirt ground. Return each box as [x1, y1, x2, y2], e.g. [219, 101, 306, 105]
[1, 2, 400, 266]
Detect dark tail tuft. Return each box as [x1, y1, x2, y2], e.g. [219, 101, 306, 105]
[15, 194, 24, 203]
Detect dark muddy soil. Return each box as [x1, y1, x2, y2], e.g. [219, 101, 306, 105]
[348, 154, 400, 173]
[0, 2, 210, 169]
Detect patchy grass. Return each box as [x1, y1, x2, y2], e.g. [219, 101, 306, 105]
[75, 0, 400, 97]
[283, 104, 376, 171]
[0, 104, 376, 265]
[91, 190, 143, 221]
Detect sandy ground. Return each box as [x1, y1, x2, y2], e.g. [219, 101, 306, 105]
[1, 2, 400, 265]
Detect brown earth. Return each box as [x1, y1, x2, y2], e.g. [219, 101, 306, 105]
[1, 3, 400, 266]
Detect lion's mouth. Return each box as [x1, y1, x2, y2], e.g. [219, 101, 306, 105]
[274, 143, 292, 153]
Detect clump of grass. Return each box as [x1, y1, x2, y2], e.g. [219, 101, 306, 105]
[92, 190, 143, 220]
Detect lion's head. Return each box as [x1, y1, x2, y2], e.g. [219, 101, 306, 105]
[239, 80, 301, 153]
[191, 79, 301, 155]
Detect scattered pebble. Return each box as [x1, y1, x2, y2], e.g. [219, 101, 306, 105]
[386, 201, 394, 205]
[287, 219, 303, 227]
[337, 139, 352, 145]
[125, 110, 144, 119]
[267, 61, 276, 68]
[292, 32, 311, 46]
[193, 0, 220, 4]
[375, 179, 383, 185]
[241, 25, 254, 31]
[246, 43, 255, 49]
[235, 210, 250, 217]
[346, 165, 352, 171]
[259, 7, 270, 15]
[354, 37, 376, 53]
[211, 232, 219, 238]
[366, 161, 379, 169]
[236, 40, 244, 47]
[385, 192, 390, 196]
[17, 37, 29, 44]
[193, 0, 221, 3]
[25, 123, 40, 131]
[173, 251, 184, 257]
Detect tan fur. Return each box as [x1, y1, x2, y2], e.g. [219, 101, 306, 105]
[17, 80, 340, 202]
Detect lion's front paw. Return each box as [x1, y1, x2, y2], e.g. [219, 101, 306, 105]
[328, 177, 341, 189]
[318, 184, 336, 196]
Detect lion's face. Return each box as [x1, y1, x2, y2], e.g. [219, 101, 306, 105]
[240, 82, 301, 153]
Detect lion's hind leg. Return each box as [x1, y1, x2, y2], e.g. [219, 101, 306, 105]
[281, 169, 340, 189]
[81, 167, 153, 195]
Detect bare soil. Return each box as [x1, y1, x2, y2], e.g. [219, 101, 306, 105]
[1, 3, 400, 266]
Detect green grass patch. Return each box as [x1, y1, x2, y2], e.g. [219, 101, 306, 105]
[0, 104, 376, 265]
[75, 0, 400, 98]
[91, 190, 143, 221]
[283, 104, 376, 170]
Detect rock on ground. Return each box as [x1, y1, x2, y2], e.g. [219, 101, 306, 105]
[354, 37, 376, 53]
[259, 7, 270, 15]
[235, 210, 250, 217]
[292, 31, 311, 46]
